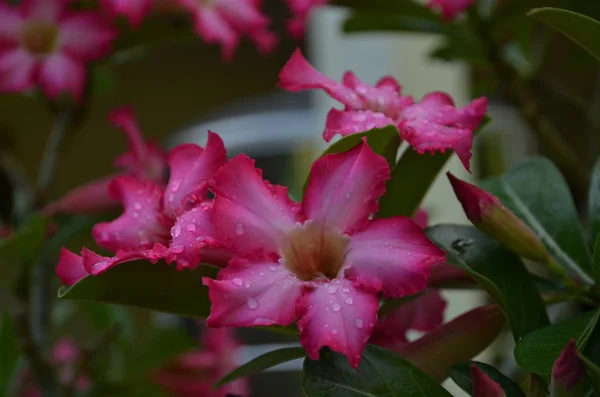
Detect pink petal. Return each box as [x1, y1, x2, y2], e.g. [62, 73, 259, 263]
[164, 202, 220, 270]
[59, 11, 117, 61]
[203, 258, 303, 327]
[412, 208, 429, 229]
[303, 141, 389, 234]
[279, 48, 364, 108]
[323, 109, 395, 142]
[217, 0, 270, 32]
[163, 132, 227, 217]
[342, 71, 410, 118]
[552, 340, 586, 391]
[190, 6, 239, 61]
[81, 246, 163, 275]
[211, 154, 301, 257]
[0, 3, 23, 44]
[376, 76, 402, 92]
[21, 0, 62, 23]
[371, 290, 446, 347]
[43, 176, 115, 216]
[0, 48, 36, 92]
[345, 217, 446, 298]
[427, 0, 477, 21]
[100, 0, 153, 28]
[92, 176, 170, 252]
[110, 106, 147, 168]
[37, 53, 85, 101]
[55, 248, 88, 285]
[250, 28, 279, 54]
[52, 338, 80, 363]
[472, 366, 505, 397]
[297, 279, 379, 368]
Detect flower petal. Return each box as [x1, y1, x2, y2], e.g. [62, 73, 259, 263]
[323, 109, 395, 142]
[203, 258, 303, 327]
[38, 53, 85, 101]
[371, 290, 447, 347]
[100, 0, 153, 28]
[92, 176, 170, 252]
[189, 6, 239, 60]
[279, 48, 363, 108]
[211, 154, 301, 257]
[56, 248, 88, 285]
[59, 11, 116, 61]
[303, 141, 389, 234]
[0, 3, 23, 44]
[0, 48, 36, 92]
[21, 0, 62, 23]
[217, 0, 270, 31]
[296, 279, 378, 368]
[43, 176, 115, 215]
[342, 71, 411, 118]
[345, 217, 445, 298]
[427, 0, 476, 21]
[163, 132, 227, 217]
[164, 202, 220, 270]
[81, 246, 163, 275]
[412, 208, 429, 229]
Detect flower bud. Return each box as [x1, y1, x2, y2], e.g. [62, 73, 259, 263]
[551, 340, 586, 397]
[472, 365, 505, 397]
[447, 172, 548, 262]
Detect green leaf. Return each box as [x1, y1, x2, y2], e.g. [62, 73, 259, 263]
[379, 116, 490, 218]
[59, 260, 218, 319]
[302, 344, 452, 397]
[514, 310, 596, 375]
[215, 347, 306, 388]
[593, 235, 600, 285]
[451, 361, 527, 397]
[581, 310, 600, 366]
[427, 225, 549, 340]
[344, 11, 449, 35]
[0, 215, 46, 263]
[0, 315, 19, 395]
[589, 157, 600, 282]
[481, 156, 593, 283]
[579, 354, 600, 394]
[529, 8, 600, 62]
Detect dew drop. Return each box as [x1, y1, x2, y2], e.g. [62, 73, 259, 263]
[172, 225, 182, 238]
[134, 202, 142, 210]
[247, 297, 258, 310]
[331, 329, 338, 335]
[233, 278, 243, 286]
[132, 212, 139, 218]
[452, 238, 473, 252]
[269, 266, 277, 272]
[332, 304, 341, 312]
[327, 285, 337, 294]
[235, 223, 244, 235]
[171, 245, 184, 254]
[342, 287, 350, 293]
[345, 297, 353, 305]
[171, 179, 182, 192]
[186, 224, 196, 232]
[355, 318, 364, 329]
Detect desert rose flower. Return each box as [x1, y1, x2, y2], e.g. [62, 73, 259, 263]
[551, 340, 586, 396]
[471, 365, 505, 397]
[279, 49, 487, 170]
[0, 0, 117, 100]
[427, 0, 477, 21]
[284, 0, 328, 38]
[203, 141, 445, 367]
[101, 0, 154, 27]
[44, 107, 168, 216]
[56, 132, 229, 285]
[155, 327, 249, 397]
[174, 0, 278, 60]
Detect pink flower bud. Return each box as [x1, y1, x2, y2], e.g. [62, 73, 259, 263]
[447, 172, 548, 262]
[551, 340, 586, 395]
[472, 366, 505, 397]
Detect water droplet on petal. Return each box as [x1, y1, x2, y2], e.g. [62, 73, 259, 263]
[355, 318, 364, 329]
[269, 266, 277, 272]
[342, 287, 350, 293]
[332, 304, 341, 312]
[171, 179, 182, 192]
[134, 202, 142, 210]
[172, 225, 182, 238]
[235, 223, 244, 235]
[186, 224, 196, 232]
[331, 329, 338, 335]
[327, 285, 337, 294]
[132, 212, 139, 218]
[233, 278, 243, 286]
[345, 297, 353, 305]
[247, 297, 258, 310]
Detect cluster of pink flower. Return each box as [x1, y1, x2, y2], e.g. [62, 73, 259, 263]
[53, 47, 487, 367]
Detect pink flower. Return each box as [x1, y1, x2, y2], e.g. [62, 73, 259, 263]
[101, 0, 154, 27]
[471, 365, 505, 397]
[0, 0, 117, 100]
[284, 0, 328, 38]
[56, 132, 229, 285]
[279, 49, 487, 171]
[155, 327, 249, 397]
[44, 107, 168, 216]
[203, 141, 445, 367]
[427, 0, 477, 21]
[174, 0, 278, 60]
[552, 340, 586, 393]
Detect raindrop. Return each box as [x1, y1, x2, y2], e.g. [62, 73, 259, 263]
[171, 179, 182, 192]
[172, 225, 182, 238]
[233, 278, 243, 286]
[235, 223, 244, 235]
[345, 297, 353, 305]
[269, 266, 277, 272]
[186, 224, 196, 232]
[355, 318, 364, 329]
[246, 298, 258, 310]
[331, 329, 338, 335]
[134, 202, 142, 210]
[327, 285, 337, 294]
[451, 238, 473, 252]
[132, 212, 139, 218]
[342, 287, 350, 293]
[332, 304, 341, 312]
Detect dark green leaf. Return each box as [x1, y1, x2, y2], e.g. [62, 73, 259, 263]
[590, 157, 600, 281]
[580, 354, 600, 394]
[379, 116, 490, 218]
[451, 361, 527, 397]
[593, 235, 600, 286]
[215, 347, 306, 388]
[529, 8, 600, 62]
[0, 215, 46, 263]
[481, 156, 593, 283]
[344, 11, 449, 35]
[427, 225, 549, 340]
[515, 310, 595, 374]
[581, 310, 600, 366]
[0, 314, 19, 394]
[302, 344, 452, 397]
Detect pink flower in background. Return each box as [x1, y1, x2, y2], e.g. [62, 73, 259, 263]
[155, 327, 249, 397]
[471, 366, 505, 397]
[44, 107, 168, 216]
[203, 141, 445, 367]
[427, 0, 477, 21]
[174, 0, 278, 60]
[552, 340, 586, 393]
[101, 0, 154, 27]
[56, 132, 229, 285]
[284, 0, 328, 38]
[279, 49, 487, 170]
[0, 0, 117, 100]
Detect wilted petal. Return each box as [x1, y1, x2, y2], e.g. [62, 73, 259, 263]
[472, 366, 505, 397]
[38, 53, 85, 101]
[60, 12, 117, 61]
[203, 258, 303, 327]
[303, 141, 389, 234]
[163, 132, 227, 217]
[279, 48, 363, 108]
[323, 109, 395, 142]
[56, 248, 88, 285]
[297, 279, 379, 368]
[211, 154, 301, 257]
[345, 217, 445, 298]
[92, 176, 170, 252]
